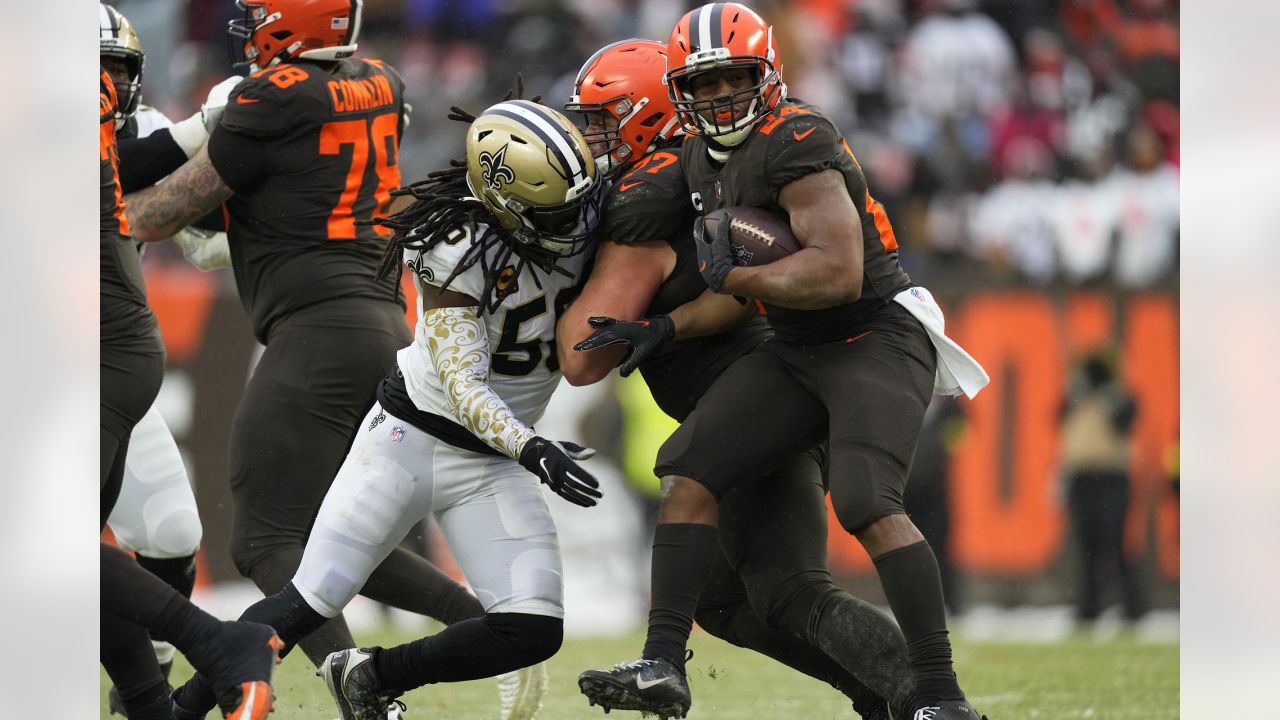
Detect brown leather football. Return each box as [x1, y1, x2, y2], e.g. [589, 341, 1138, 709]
[704, 206, 801, 267]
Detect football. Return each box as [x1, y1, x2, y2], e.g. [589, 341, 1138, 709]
[704, 206, 801, 267]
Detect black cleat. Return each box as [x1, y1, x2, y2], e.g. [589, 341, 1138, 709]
[912, 699, 988, 720]
[317, 647, 407, 720]
[578, 657, 691, 719]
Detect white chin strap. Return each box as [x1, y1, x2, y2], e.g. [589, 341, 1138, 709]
[698, 96, 760, 149]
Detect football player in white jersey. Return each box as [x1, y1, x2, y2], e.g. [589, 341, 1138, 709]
[171, 98, 604, 720]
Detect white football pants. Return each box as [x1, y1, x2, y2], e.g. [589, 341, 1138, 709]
[294, 402, 564, 620]
[107, 403, 202, 558]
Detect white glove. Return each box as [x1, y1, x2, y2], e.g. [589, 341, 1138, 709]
[169, 111, 209, 159]
[172, 227, 232, 271]
[201, 75, 245, 133]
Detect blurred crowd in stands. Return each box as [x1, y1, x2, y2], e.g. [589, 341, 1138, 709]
[119, 0, 1179, 291]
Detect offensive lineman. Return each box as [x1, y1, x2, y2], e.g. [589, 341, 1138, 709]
[101, 62, 283, 720]
[121, 0, 485, 691]
[561, 40, 913, 720]
[575, 5, 991, 720]
[173, 99, 605, 720]
[100, 8, 234, 711]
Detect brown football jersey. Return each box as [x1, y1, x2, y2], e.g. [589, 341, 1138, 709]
[208, 58, 408, 342]
[605, 143, 770, 421]
[681, 100, 912, 345]
[100, 68, 161, 350]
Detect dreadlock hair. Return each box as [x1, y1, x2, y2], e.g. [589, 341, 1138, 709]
[367, 78, 574, 315]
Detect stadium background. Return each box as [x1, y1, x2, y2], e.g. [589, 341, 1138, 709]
[104, 0, 1179, 628]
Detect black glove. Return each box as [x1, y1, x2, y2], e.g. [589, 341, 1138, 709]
[694, 213, 736, 292]
[572, 315, 674, 377]
[518, 436, 602, 508]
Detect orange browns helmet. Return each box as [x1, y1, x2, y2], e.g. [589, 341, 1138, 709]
[565, 39, 682, 177]
[229, 0, 363, 73]
[664, 2, 786, 148]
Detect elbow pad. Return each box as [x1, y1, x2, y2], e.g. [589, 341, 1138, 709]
[423, 306, 535, 458]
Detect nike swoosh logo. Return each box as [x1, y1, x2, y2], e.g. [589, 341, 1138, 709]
[793, 127, 816, 141]
[540, 457, 552, 479]
[699, 260, 707, 272]
[237, 96, 260, 105]
[619, 181, 643, 192]
[635, 675, 672, 690]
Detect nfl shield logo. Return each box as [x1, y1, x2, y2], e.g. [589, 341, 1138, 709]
[390, 426, 406, 442]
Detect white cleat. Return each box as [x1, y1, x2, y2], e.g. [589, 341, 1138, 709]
[497, 662, 549, 720]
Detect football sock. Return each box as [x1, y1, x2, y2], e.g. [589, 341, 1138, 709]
[872, 540, 963, 703]
[101, 543, 218, 646]
[239, 582, 330, 658]
[696, 596, 889, 718]
[374, 612, 563, 692]
[175, 581, 332, 715]
[809, 589, 917, 719]
[137, 553, 198, 598]
[362, 547, 485, 625]
[642, 523, 719, 669]
[241, 546, 358, 666]
[101, 608, 174, 719]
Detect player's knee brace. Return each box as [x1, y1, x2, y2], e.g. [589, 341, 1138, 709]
[147, 510, 203, 558]
[485, 612, 563, 667]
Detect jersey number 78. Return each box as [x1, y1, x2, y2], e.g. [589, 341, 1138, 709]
[319, 112, 400, 240]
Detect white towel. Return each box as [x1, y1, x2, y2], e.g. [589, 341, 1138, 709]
[892, 286, 990, 399]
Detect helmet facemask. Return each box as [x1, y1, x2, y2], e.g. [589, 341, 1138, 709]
[564, 101, 632, 179]
[668, 55, 782, 148]
[464, 102, 603, 259]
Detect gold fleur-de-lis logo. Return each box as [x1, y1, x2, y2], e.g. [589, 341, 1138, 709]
[479, 144, 516, 190]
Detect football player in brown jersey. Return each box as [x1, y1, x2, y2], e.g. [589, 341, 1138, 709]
[569, 5, 991, 720]
[122, 0, 485, 707]
[561, 40, 912, 720]
[101, 66, 285, 720]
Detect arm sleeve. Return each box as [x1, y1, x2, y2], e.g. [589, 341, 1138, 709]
[117, 130, 189, 193]
[207, 124, 269, 193]
[422, 306, 536, 459]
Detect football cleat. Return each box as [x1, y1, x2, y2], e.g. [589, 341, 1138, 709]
[317, 647, 407, 720]
[191, 620, 282, 720]
[578, 656, 691, 719]
[497, 661, 549, 720]
[912, 699, 988, 720]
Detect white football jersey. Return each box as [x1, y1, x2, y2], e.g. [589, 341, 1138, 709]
[397, 225, 586, 431]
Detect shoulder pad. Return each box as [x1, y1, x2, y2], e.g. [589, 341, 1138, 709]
[221, 65, 324, 138]
[605, 153, 694, 246]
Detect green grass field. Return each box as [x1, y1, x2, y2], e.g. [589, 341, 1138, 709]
[101, 629, 1178, 719]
